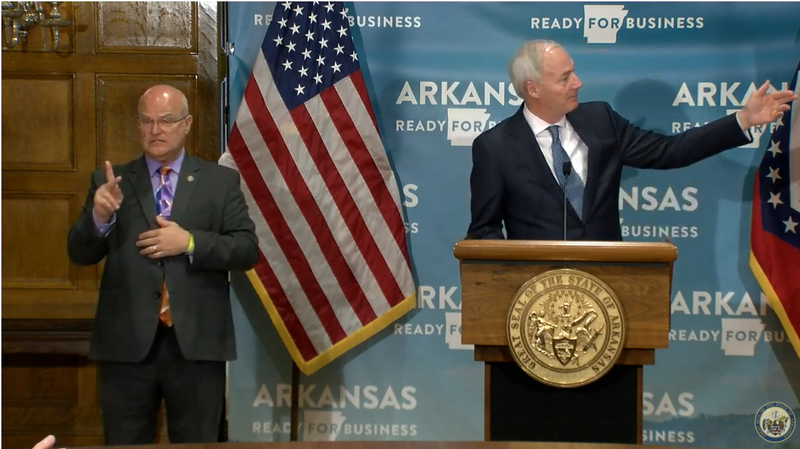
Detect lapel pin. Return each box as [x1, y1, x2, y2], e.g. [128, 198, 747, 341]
[187, 175, 194, 182]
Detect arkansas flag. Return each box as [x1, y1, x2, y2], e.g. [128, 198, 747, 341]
[219, 1, 416, 375]
[749, 59, 800, 360]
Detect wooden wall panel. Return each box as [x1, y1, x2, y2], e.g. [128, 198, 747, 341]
[3, 354, 81, 407]
[2, 354, 103, 448]
[2, 1, 221, 446]
[96, 2, 197, 53]
[2, 74, 75, 171]
[2, 192, 77, 289]
[2, 353, 168, 449]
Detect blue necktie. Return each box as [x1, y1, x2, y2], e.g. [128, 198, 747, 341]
[548, 125, 584, 220]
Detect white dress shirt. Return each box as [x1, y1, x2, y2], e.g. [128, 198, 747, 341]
[522, 105, 589, 185]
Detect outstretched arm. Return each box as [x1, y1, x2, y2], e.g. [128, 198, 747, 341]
[618, 81, 796, 170]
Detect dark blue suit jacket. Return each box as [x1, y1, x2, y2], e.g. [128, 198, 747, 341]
[467, 101, 751, 241]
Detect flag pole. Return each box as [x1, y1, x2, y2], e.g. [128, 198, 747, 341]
[290, 361, 300, 441]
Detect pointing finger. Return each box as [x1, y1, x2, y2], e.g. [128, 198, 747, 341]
[104, 161, 116, 184]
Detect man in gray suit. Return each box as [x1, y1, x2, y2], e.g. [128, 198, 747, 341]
[67, 85, 259, 445]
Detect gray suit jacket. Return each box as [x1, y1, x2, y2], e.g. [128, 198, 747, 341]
[67, 155, 259, 363]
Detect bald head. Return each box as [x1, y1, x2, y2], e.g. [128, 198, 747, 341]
[137, 84, 193, 163]
[139, 84, 189, 117]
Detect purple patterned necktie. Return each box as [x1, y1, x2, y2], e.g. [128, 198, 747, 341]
[156, 166, 173, 219]
[156, 166, 173, 326]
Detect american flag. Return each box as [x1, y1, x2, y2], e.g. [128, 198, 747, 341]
[220, 1, 415, 375]
[749, 58, 800, 360]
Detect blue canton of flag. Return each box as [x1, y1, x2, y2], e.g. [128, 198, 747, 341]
[265, 1, 359, 110]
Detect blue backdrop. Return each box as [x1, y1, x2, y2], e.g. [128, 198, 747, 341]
[224, 2, 800, 447]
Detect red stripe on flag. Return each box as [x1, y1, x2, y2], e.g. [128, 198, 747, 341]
[253, 251, 319, 361]
[750, 176, 800, 332]
[350, 70, 379, 133]
[288, 103, 378, 324]
[319, 87, 408, 305]
[349, 71, 414, 270]
[229, 85, 347, 344]
[227, 126, 319, 360]
[318, 88, 405, 305]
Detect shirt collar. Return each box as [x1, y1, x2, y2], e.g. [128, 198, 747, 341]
[145, 148, 185, 176]
[522, 104, 568, 137]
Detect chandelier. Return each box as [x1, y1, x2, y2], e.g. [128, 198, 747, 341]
[2, 1, 72, 51]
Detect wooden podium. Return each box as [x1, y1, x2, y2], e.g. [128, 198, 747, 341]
[453, 240, 677, 444]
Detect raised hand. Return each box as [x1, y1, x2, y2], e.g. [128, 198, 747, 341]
[737, 80, 798, 129]
[92, 161, 123, 223]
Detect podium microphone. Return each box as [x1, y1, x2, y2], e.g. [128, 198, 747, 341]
[562, 161, 572, 241]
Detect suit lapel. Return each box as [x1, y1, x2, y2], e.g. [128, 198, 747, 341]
[127, 157, 158, 229]
[170, 156, 200, 224]
[507, 107, 564, 201]
[566, 108, 602, 221]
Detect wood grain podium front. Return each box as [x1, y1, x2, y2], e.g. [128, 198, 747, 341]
[454, 240, 677, 444]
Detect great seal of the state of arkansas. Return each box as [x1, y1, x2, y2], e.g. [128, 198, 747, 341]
[506, 268, 626, 388]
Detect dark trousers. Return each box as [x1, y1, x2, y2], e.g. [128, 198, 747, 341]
[98, 325, 226, 445]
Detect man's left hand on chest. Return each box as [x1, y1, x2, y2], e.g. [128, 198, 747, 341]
[137, 216, 192, 258]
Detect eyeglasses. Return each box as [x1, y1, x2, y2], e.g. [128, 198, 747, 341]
[137, 115, 189, 129]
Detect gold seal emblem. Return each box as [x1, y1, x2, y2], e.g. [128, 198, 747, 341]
[506, 268, 625, 388]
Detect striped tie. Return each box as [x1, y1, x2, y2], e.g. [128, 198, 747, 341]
[156, 167, 173, 326]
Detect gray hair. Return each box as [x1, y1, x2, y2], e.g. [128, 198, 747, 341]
[507, 39, 564, 98]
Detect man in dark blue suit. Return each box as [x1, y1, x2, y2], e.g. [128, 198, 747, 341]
[467, 40, 796, 242]
[466, 40, 797, 444]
